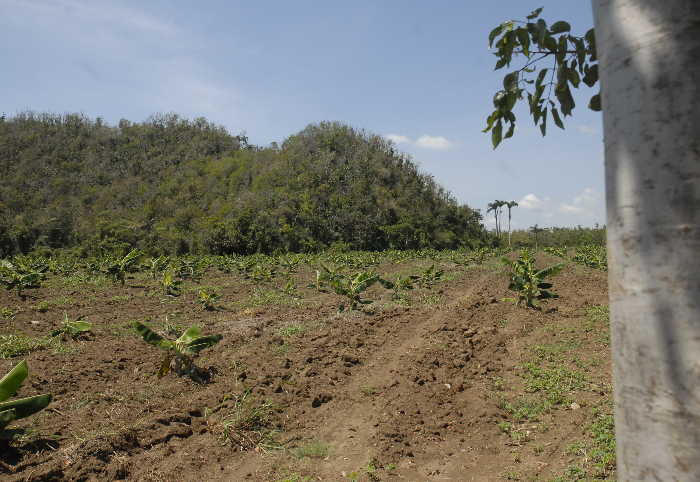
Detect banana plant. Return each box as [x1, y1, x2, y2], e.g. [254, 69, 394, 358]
[162, 270, 182, 296]
[0, 361, 52, 431]
[51, 313, 92, 339]
[414, 264, 444, 289]
[103, 249, 142, 285]
[502, 250, 565, 308]
[315, 269, 390, 312]
[146, 256, 169, 280]
[0, 260, 44, 298]
[197, 289, 221, 311]
[133, 322, 222, 382]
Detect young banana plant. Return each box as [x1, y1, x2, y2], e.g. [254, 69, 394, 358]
[0, 260, 44, 298]
[51, 313, 92, 339]
[133, 322, 222, 382]
[0, 361, 52, 431]
[162, 270, 182, 296]
[197, 289, 221, 311]
[502, 250, 565, 308]
[104, 249, 142, 285]
[317, 269, 391, 312]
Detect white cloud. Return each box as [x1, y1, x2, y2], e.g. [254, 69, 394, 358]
[415, 135, 452, 150]
[519, 193, 546, 210]
[385, 134, 411, 145]
[557, 187, 600, 215]
[384, 133, 453, 150]
[576, 124, 598, 135]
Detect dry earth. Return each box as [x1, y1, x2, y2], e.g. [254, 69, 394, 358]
[0, 256, 613, 481]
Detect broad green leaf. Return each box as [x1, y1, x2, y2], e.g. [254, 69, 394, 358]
[539, 108, 547, 136]
[492, 120, 503, 149]
[133, 322, 174, 351]
[0, 393, 51, 419]
[536, 19, 547, 46]
[183, 334, 223, 355]
[176, 325, 203, 346]
[550, 21, 571, 34]
[488, 25, 503, 47]
[504, 122, 515, 139]
[536, 68, 548, 88]
[583, 64, 598, 87]
[527, 7, 543, 20]
[589, 93, 601, 111]
[0, 360, 27, 402]
[516, 28, 530, 56]
[552, 108, 564, 129]
[503, 72, 519, 92]
[494, 57, 507, 70]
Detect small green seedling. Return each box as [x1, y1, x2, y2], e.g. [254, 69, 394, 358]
[197, 289, 221, 311]
[314, 268, 390, 312]
[133, 322, 222, 382]
[103, 248, 142, 285]
[415, 264, 444, 288]
[51, 313, 92, 339]
[0, 360, 52, 432]
[162, 270, 182, 296]
[502, 250, 565, 308]
[0, 261, 44, 298]
[146, 255, 169, 279]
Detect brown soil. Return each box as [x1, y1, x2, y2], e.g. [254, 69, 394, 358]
[0, 256, 612, 481]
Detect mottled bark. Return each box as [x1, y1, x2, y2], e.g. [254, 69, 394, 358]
[593, 0, 700, 479]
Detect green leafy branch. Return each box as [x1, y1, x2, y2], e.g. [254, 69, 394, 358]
[484, 7, 599, 148]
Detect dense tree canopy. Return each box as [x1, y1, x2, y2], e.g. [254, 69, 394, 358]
[0, 113, 485, 256]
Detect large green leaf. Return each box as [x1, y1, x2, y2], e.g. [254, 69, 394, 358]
[176, 326, 203, 346]
[183, 335, 223, 355]
[133, 322, 174, 351]
[0, 394, 51, 419]
[0, 360, 28, 402]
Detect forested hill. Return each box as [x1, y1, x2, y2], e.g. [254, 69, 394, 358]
[0, 113, 485, 256]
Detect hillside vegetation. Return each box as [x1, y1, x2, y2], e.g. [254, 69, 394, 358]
[0, 113, 484, 257]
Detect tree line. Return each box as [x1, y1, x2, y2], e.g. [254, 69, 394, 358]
[0, 113, 486, 257]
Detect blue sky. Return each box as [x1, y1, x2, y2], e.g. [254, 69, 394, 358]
[1, 0, 604, 230]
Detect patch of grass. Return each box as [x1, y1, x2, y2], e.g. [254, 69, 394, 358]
[248, 289, 301, 307]
[501, 396, 551, 422]
[418, 293, 444, 305]
[0, 333, 63, 358]
[522, 362, 587, 405]
[33, 296, 75, 313]
[585, 305, 610, 344]
[277, 475, 314, 482]
[589, 411, 616, 477]
[277, 324, 307, 338]
[291, 440, 330, 459]
[108, 295, 131, 304]
[360, 385, 377, 396]
[532, 339, 582, 361]
[0, 307, 16, 319]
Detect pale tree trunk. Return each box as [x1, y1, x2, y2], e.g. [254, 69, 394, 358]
[593, 1, 700, 479]
[507, 208, 512, 248]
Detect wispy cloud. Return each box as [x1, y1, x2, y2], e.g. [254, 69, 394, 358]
[576, 124, 598, 135]
[385, 134, 411, 145]
[384, 133, 453, 150]
[558, 187, 600, 215]
[519, 193, 547, 210]
[415, 135, 452, 150]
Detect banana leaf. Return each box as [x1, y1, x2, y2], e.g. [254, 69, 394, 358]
[0, 394, 52, 419]
[0, 360, 27, 402]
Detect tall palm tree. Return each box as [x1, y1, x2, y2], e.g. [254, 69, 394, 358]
[487, 201, 500, 239]
[505, 201, 518, 248]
